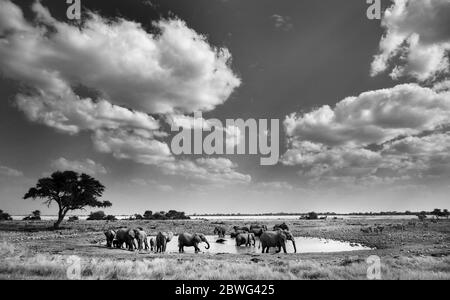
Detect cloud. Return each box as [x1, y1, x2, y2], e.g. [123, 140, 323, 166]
[0, 0, 246, 180]
[92, 129, 173, 165]
[161, 158, 251, 185]
[0, 0, 241, 114]
[371, 0, 450, 81]
[271, 14, 293, 31]
[50, 158, 107, 175]
[282, 83, 450, 185]
[284, 84, 450, 147]
[0, 165, 23, 177]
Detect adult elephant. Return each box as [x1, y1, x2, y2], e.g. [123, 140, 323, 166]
[156, 231, 174, 252]
[273, 223, 289, 231]
[213, 226, 226, 238]
[233, 226, 250, 232]
[104, 229, 116, 248]
[115, 228, 137, 251]
[178, 233, 210, 253]
[134, 228, 149, 251]
[230, 229, 248, 238]
[260, 230, 296, 253]
[249, 225, 267, 238]
[250, 224, 267, 231]
[236, 233, 256, 247]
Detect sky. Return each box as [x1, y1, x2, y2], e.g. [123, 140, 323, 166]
[0, 0, 449, 215]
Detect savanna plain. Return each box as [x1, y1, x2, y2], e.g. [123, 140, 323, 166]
[0, 218, 449, 280]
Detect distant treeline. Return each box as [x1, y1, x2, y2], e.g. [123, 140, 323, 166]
[191, 209, 449, 217]
[85, 210, 191, 221]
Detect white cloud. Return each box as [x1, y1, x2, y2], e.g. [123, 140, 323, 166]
[371, 0, 450, 81]
[161, 158, 251, 185]
[0, 165, 23, 177]
[50, 158, 107, 175]
[92, 129, 173, 165]
[0, 0, 245, 177]
[282, 83, 450, 185]
[284, 84, 450, 147]
[0, 0, 241, 114]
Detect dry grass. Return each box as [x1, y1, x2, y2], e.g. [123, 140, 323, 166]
[0, 242, 448, 280]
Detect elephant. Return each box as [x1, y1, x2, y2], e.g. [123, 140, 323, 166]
[149, 237, 155, 251]
[235, 232, 256, 247]
[178, 233, 210, 253]
[273, 223, 289, 231]
[114, 228, 137, 251]
[213, 226, 226, 238]
[134, 228, 149, 251]
[233, 226, 250, 232]
[104, 229, 116, 248]
[230, 229, 248, 238]
[250, 224, 267, 231]
[156, 231, 174, 252]
[260, 230, 297, 253]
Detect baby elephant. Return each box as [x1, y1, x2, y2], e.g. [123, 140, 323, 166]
[156, 231, 174, 253]
[235, 232, 256, 247]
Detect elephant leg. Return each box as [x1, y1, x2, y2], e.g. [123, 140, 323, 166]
[282, 244, 287, 253]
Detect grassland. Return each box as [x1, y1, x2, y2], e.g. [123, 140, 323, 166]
[0, 218, 449, 280]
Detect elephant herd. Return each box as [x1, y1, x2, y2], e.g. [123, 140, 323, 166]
[217, 222, 297, 253]
[104, 222, 297, 254]
[104, 227, 210, 253]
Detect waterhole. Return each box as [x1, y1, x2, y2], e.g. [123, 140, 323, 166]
[154, 235, 372, 254]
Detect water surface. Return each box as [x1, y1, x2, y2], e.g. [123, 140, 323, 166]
[158, 235, 371, 254]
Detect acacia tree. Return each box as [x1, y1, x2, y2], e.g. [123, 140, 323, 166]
[24, 171, 111, 229]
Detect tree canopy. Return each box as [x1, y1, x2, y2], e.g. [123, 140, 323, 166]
[24, 171, 111, 228]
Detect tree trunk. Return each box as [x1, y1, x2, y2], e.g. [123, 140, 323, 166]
[53, 209, 66, 229]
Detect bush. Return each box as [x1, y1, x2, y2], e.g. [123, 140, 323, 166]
[141, 210, 190, 220]
[87, 211, 106, 221]
[0, 210, 13, 221]
[104, 215, 117, 221]
[68, 216, 79, 222]
[307, 212, 318, 220]
[23, 210, 41, 221]
[143, 210, 153, 219]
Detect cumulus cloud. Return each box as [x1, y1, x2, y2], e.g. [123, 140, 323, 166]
[50, 158, 107, 175]
[284, 84, 450, 147]
[0, 0, 240, 114]
[0, 0, 249, 183]
[0, 165, 23, 177]
[282, 83, 450, 185]
[92, 129, 173, 165]
[371, 0, 450, 81]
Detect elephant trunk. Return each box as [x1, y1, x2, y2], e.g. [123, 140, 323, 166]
[204, 240, 210, 249]
[291, 239, 297, 253]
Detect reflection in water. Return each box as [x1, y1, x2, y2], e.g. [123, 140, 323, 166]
[152, 235, 371, 254]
